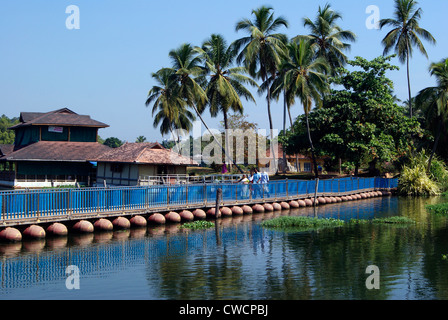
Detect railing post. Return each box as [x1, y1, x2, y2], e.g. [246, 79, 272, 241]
[186, 184, 189, 205]
[286, 178, 288, 198]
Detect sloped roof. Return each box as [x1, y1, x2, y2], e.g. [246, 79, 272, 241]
[0, 144, 14, 157]
[1, 141, 112, 162]
[93, 142, 198, 166]
[9, 108, 109, 129]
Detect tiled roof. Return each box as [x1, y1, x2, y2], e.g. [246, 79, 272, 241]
[9, 108, 109, 129]
[1, 141, 112, 162]
[0, 144, 14, 157]
[93, 142, 198, 166]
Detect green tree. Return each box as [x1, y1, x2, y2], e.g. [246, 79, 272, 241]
[278, 39, 330, 178]
[146, 67, 195, 143]
[135, 136, 147, 143]
[103, 137, 123, 148]
[195, 34, 258, 169]
[415, 58, 448, 170]
[281, 56, 422, 175]
[234, 6, 289, 173]
[295, 3, 356, 75]
[379, 0, 436, 118]
[0, 115, 18, 144]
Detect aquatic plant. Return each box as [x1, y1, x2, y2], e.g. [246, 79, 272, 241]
[348, 216, 416, 224]
[180, 220, 215, 230]
[426, 202, 448, 215]
[261, 216, 345, 229]
[398, 162, 440, 196]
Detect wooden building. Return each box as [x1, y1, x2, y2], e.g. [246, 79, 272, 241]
[0, 108, 110, 188]
[94, 142, 198, 186]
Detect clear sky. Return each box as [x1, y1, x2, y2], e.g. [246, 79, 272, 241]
[0, 0, 446, 143]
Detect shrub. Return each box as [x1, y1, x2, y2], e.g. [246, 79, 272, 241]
[398, 164, 440, 196]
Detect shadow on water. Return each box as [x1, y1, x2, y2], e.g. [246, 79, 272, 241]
[1, 195, 448, 299]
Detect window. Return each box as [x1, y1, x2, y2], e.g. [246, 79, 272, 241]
[304, 162, 311, 172]
[110, 163, 123, 173]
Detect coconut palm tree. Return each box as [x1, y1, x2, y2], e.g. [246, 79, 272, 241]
[233, 6, 289, 174]
[195, 34, 259, 169]
[168, 43, 244, 171]
[415, 58, 448, 170]
[145, 68, 195, 145]
[295, 3, 356, 75]
[379, 0, 436, 118]
[280, 39, 330, 178]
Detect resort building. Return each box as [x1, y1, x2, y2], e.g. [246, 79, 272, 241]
[93, 142, 198, 186]
[259, 144, 325, 173]
[0, 108, 111, 188]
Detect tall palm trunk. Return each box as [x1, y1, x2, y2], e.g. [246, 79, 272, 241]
[223, 110, 232, 171]
[191, 105, 243, 174]
[305, 111, 319, 179]
[406, 43, 412, 118]
[282, 91, 287, 173]
[266, 78, 277, 174]
[287, 105, 299, 172]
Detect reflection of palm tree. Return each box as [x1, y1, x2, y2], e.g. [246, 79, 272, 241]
[415, 58, 448, 170]
[195, 34, 258, 169]
[234, 6, 289, 173]
[379, 0, 436, 118]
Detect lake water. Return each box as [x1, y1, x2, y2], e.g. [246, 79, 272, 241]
[1, 196, 448, 300]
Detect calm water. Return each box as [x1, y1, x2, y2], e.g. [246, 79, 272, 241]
[1, 196, 448, 300]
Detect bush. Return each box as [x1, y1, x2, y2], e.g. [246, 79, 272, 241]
[397, 150, 448, 196]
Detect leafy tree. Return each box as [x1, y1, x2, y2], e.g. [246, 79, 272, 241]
[103, 137, 123, 148]
[280, 55, 423, 175]
[234, 6, 289, 173]
[379, 0, 436, 118]
[415, 58, 448, 169]
[0, 115, 19, 144]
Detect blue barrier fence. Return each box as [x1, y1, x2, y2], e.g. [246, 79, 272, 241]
[0, 177, 397, 223]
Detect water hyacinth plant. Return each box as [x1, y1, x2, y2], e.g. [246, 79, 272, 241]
[180, 220, 215, 230]
[261, 216, 345, 229]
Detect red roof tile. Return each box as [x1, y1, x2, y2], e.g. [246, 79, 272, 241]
[9, 108, 108, 129]
[2, 141, 112, 162]
[93, 142, 198, 166]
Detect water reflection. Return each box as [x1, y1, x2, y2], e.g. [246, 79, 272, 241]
[1, 196, 448, 300]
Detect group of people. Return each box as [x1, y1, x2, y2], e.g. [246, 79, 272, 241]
[237, 168, 270, 199]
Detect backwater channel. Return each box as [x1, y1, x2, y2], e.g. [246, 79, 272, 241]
[1, 195, 448, 300]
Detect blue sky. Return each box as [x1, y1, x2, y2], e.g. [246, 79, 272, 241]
[0, 0, 446, 143]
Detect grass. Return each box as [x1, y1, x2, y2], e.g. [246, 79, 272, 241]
[261, 216, 345, 230]
[180, 220, 215, 230]
[349, 216, 416, 224]
[426, 202, 448, 215]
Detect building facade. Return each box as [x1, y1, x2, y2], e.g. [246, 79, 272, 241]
[0, 108, 110, 188]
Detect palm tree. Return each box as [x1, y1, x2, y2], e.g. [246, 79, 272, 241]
[145, 68, 195, 145]
[379, 0, 436, 118]
[415, 58, 448, 171]
[195, 34, 258, 169]
[135, 136, 147, 143]
[233, 6, 289, 174]
[168, 43, 243, 171]
[295, 3, 356, 75]
[280, 39, 330, 178]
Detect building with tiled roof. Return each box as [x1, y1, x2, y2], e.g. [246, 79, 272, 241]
[0, 108, 111, 188]
[93, 142, 198, 186]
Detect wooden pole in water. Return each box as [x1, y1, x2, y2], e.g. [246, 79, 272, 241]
[215, 188, 222, 219]
[313, 178, 319, 207]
